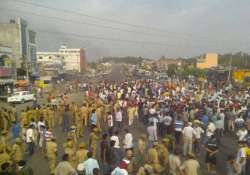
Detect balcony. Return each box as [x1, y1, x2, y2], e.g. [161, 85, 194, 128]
[0, 67, 12, 77]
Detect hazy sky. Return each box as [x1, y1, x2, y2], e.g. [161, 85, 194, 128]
[0, 0, 250, 60]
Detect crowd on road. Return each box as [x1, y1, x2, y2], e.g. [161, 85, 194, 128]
[1, 77, 250, 175]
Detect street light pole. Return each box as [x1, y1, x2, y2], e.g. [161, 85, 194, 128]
[228, 53, 232, 82]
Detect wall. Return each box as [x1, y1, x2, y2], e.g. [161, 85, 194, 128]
[197, 53, 218, 69]
[0, 23, 21, 70]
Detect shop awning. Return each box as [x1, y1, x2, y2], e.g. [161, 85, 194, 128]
[0, 79, 14, 85]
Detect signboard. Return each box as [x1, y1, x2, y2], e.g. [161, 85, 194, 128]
[0, 67, 12, 77]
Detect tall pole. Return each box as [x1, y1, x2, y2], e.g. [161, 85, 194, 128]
[228, 53, 232, 82]
[25, 59, 29, 80]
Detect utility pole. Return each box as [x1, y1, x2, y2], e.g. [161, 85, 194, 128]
[228, 53, 232, 82]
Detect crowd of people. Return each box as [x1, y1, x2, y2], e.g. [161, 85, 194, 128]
[0, 77, 250, 175]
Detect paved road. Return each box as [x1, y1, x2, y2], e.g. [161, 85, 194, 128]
[1, 65, 238, 175]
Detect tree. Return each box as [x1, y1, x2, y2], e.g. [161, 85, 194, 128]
[167, 64, 177, 76]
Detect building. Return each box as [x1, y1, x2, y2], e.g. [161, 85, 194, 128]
[157, 58, 182, 71]
[0, 45, 14, 97]
[58, 46, 86, 72]
[197, 53, 218, 69]
[37, 45, 87, 73]
[37, 52, 64, 78]
[0, 17, 37, 77]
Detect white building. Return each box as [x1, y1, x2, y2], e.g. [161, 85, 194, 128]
[37, 45, 86, 73]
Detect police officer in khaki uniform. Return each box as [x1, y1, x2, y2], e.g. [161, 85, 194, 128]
[89, 127, 100, 158]
[156, 140, 169, 172]
[64, 141, 76, 168]
[0, 145, 11, 168]
[10, 138, 24, 164]
[75, 108, 84, 137]
[0, 131, 10, 153]
[75, 142, 88, 166]
[46, 137, 57, 174]
[80, 103, 88, 127]
[20, 110, 28, 129]
[48, 107, 55, 129]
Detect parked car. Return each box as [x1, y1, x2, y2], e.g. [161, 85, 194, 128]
[7, 91, 36, 103]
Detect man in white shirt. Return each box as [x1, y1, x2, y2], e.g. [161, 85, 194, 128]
[115, 109, 123, 128]
[81, 152, 99, 175]
[236, 127, 248, 142]
[206, 122, 216, 138]
[147, 122, 157, 147]
[110, 131, 120, 149]
[193, 121, 204, 154]
[123, 129, 133, 150]
[26, 124, 35, 156]
[182, 122, 195, 156]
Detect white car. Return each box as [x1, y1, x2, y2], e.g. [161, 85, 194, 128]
[7, 91, 36, 103]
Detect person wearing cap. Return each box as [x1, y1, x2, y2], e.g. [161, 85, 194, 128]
[48, 107, 55, 129]
[16, 160, 33, 175]
[76, 142, 88, 166]
[20, 110, 28, 129]
[69, 125, 78, 150]
[180, 153, 200, 175]
[64, 141, 76, 168]
[80, 103, 89, 127]
[75, 107, 84, 137]
[46, 137, 57, 174]
[89, 127, 100, 158]
[10, 138, 23, 164]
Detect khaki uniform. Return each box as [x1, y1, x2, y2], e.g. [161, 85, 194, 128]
[11, 139, 24, 163]
[75, 110, 84, 137]
[43, 107, 49, 125]
[46, 140, 57, 174]
[0, 147, 11, 167]
[48, 109, 55, 129]
[2, 117, 8, 133]
[35, 108, 41, 122]
[20, 111, 28, 128]
[0, 134, 10, 153]
[80, 106, 88, 126]
[75, 144, 88, 165]
[64, 142, 76, 168]
[58, 103, 65, 125]
[89, 130, 99, 158]
[156, 142, 169, 168]
[147, 147, 160, 165]
[27, 109, 34, 122]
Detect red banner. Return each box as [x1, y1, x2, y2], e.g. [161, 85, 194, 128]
[0, 67, 12, 77]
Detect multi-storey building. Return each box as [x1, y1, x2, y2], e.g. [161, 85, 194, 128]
[0, 17, 37, 77]
[37, 45, 86, 73]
